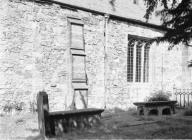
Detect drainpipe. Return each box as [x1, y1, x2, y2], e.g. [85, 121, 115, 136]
[104, 14, 109, 109]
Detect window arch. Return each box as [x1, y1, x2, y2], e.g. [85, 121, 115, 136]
[127, 35, 151, 83]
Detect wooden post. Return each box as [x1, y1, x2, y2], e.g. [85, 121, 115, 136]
[37, 91, 50, 138]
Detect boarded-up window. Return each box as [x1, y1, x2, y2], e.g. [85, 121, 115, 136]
[72, 55, 86, 80]
[71, 24, 84, 50]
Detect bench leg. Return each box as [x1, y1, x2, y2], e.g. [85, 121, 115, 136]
[49, 118, 55, 136]
[137, 106, 144, 115]
[158, 107, 163, 116]
[143, 108, 149, 116]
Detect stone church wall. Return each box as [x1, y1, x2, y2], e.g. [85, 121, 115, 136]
[0, 0, 105, 112]
[0, 0, 190, 113]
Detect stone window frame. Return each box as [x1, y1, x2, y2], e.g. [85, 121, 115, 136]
[68, 17, 87, 83]
[127, 34, 151, 83]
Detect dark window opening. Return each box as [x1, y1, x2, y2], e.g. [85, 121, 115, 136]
[148, 109, 158, 115]
[162, 108, 171, 115]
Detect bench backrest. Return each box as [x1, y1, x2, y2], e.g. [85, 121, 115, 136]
[37, 91, 50, 137]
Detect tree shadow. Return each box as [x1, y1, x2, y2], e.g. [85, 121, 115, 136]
[14, 135, 42, 140]
[25, 128, 39, 133]
[26, 134, 42, 140]
[109, 0, 116, 11]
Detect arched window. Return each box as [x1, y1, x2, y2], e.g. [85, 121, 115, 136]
[127, 35, 151, 82]
[127, 39, 136, 82]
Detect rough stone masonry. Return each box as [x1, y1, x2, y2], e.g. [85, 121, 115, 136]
[0, 0, 191, 113]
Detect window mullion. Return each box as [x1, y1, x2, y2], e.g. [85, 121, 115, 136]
[133, 41, 137, 83]
[141, 42, 145, 83]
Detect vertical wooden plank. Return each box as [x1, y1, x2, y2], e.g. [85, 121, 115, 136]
[37, 91, 50, 138]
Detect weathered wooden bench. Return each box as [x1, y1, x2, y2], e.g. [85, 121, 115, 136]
[133, 101, 177, 116]
[37, 91, 104, 137]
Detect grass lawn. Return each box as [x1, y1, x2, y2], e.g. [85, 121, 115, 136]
[0, 109, 192, 139]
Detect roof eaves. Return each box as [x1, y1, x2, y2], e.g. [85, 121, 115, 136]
[35, 0, 168, 31]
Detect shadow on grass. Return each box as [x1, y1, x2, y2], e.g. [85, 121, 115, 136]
[102, 107, 137, 118]
[15, 135, 42, 140]
[26, 134, 42, 140]
[25, 128, 39, 133]
[150, 126, 192, 139]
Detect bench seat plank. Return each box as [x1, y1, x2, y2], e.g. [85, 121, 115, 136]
[49, 108, 104, 117]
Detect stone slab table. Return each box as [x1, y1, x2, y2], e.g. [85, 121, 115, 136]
[133, 101, 177, 116]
